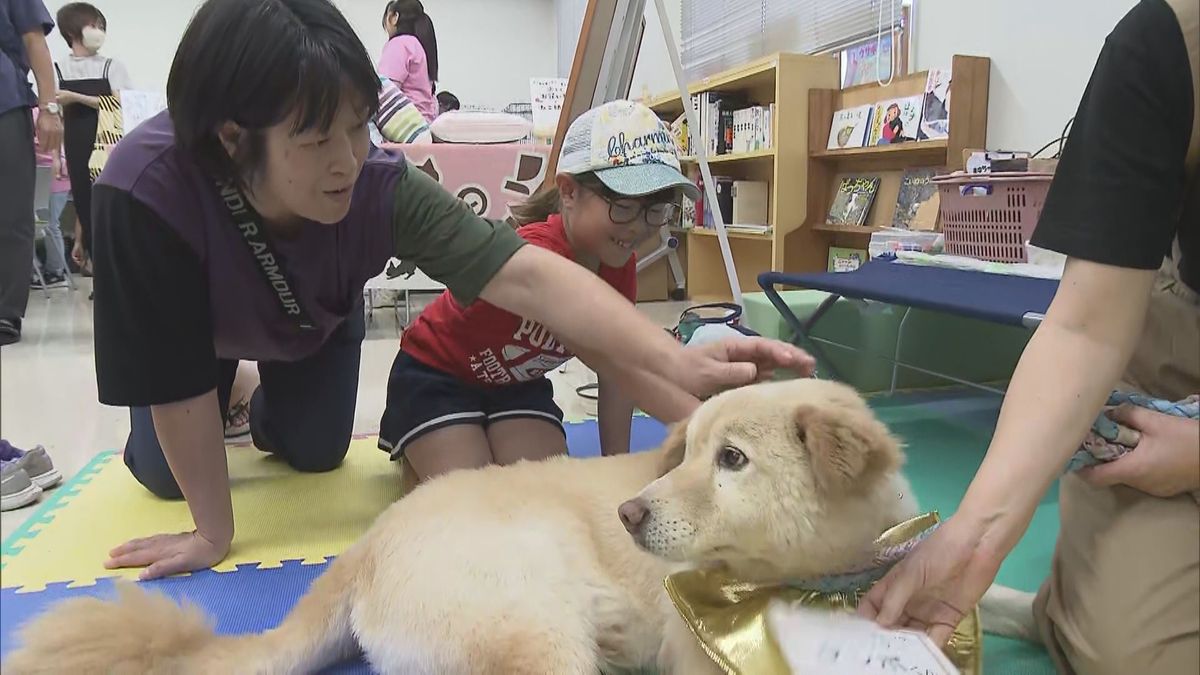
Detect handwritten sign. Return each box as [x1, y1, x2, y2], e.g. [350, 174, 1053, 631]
[767, 601, 960, 675]
[530, 77, 568, 144]
[119, 90, 167, 134]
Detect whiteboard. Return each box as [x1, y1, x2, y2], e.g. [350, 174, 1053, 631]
[119, 90, 168, 134]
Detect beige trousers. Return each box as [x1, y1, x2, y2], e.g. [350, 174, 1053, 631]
[1035, 257, 1200, 674]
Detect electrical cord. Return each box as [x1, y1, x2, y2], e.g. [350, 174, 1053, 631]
[1032, 116, 1075, 158]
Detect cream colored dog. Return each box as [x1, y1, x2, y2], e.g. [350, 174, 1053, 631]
[6, 379, 931, 674]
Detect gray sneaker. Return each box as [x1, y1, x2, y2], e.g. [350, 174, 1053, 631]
[1, 465, 42, 511]
[9, 446, 62, 490]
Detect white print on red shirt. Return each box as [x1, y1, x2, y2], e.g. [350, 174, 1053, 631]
[467, 318, 572, 385]
[467, 348, 514, 385]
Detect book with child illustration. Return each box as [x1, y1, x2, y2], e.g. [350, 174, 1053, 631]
[917, 68, 952, 141]
[867, 95, 923, 145]
[826, 174, 881, 227]
[892, 167, 944, 230]
[826, 104, 873, 149]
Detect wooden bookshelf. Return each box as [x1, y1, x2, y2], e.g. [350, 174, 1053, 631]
[648, 52, 840, 301]
[688, 227, 774, 241]
[790, 55, 991, 274]
[679, 147, 777, 164]
[811, 223, 886, 235]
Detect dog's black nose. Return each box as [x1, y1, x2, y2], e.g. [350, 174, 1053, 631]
[618, 499, 648, 534]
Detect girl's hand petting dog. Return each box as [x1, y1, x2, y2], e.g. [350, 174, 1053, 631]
[682, 338, 817, 393]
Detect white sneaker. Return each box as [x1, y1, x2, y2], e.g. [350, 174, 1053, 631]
[1, 465, 43, 511]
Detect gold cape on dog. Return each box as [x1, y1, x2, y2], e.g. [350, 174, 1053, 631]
[664, 512, 981, 675]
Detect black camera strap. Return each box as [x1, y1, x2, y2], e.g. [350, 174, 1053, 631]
[216, 180, 316, 331]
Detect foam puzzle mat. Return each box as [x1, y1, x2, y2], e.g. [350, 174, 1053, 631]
[2, 397, 1055, 673]
[2, 439, 402, 592]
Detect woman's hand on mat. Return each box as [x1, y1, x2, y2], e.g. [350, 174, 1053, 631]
[857, 514, 1005, 647]
[679, 338, 816, 394]
[1078, 405, 1200, 498]
[105, 530, 231, 580]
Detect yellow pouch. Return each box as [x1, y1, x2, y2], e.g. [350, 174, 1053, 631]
[664, 512, 981, 675]
[88, 94, 124, 181]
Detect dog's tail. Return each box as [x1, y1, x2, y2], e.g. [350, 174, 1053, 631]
[979, 584, 1042, 644]
[4, 541, 371, 675]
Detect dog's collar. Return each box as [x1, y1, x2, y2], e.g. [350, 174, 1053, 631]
[784, 519, 941, 594]
[662, 512, 980, 675]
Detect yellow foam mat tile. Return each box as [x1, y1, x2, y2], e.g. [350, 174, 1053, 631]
[1, 437, 401, 593]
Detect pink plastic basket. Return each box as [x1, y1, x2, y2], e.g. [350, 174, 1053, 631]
[933, 172, 1054, 263]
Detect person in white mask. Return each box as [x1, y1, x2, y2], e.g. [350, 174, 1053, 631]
[53, 2, 131, 275]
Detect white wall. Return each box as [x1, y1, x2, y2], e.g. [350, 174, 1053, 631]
[912, 0, 1136, 150]
[44, 0, 558, 110]
[553, 0, 682, 99]
[629, 0, 682, 98]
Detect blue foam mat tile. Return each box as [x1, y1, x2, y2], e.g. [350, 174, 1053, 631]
[0, 560, 372, 673]
[565, 415, 668, 458]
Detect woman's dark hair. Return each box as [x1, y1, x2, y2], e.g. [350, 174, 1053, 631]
[383, 0, 438, 83]
[56, 2, 106, 47]
[436, 91, 460, 114]
[168, 0, 381, 187]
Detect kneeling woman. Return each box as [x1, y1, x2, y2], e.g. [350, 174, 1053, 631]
[94, 0, 812, 580]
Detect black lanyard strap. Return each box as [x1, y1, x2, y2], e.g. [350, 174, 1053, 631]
[217, 180, 316, 331]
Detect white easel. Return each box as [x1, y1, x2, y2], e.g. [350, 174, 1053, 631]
[552, 0, 743, 306]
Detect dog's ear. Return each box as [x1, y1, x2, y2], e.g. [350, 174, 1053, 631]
[657, 418, 691, 477]
[794, 404, 901, 497]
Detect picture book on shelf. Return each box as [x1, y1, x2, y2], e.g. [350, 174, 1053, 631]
[867, 95, 923, 146]
[827, 174, 881, 227]
[918, 68, 951, 141]
[826, 104, 873, 150]
[841, 33, 893, 88]
[892, 167, 944, 230]
[828, 246, 867, 273]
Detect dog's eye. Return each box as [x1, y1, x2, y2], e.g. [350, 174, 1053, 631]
[717, 446, 748, 471]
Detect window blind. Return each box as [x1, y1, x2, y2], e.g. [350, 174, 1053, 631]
[682, 0, 900, 81]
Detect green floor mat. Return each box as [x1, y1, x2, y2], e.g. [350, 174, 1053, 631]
[872, 390, 1057, 674]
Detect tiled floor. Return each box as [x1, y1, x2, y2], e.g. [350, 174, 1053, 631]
[0, 279, 686, 540]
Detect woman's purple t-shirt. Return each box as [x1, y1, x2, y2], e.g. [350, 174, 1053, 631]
[89, 111, 526, 407]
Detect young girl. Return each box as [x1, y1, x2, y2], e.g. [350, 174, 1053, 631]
[53, 2, 132, 267]
[379, 0, 438, 122]
[380, 100, 700, 482]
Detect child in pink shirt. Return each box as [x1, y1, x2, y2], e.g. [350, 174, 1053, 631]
[379, 0, 438, 122]
[32, 108, 70, 285]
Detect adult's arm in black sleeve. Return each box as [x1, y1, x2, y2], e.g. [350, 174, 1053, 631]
[1031, 0, 1194, 269]
[92, 184, 219, 407]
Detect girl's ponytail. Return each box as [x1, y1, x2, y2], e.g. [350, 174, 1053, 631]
[509, 184, 562, 226]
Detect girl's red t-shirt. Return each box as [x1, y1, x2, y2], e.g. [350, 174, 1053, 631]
[400, 214, 638, 386]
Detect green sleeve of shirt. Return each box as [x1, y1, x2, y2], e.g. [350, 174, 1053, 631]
[391, 162, 527, 305]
